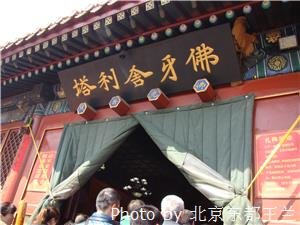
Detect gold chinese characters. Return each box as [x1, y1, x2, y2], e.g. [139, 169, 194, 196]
[98, 68, 120, 91]
[186, 43, 219, 74]
[72, 42, 220, 97]
[125, 65, 154, 87]
[73, 75, 97, 97]
[161, 54, 178, 83]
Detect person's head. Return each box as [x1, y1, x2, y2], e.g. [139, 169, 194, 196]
[127, 200, 145, 214]
[179, 210, 194, 225]
[130, 205, 163, 225]
[161, 195, 184, 222]
[0, 202, 16, 225]
[96, 187, 120, 219]
[74, 214, 88, 224]
[35, 206, 60, 225]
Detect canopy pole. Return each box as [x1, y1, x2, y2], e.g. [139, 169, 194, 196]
[14, 200, 27, 225]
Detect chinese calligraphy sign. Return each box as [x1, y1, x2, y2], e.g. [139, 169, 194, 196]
[161, 54, 178, 82]
[59, 24, 240, 111]
[73, 75, 96, 97]
[98, 68, 120, 91]
[186, 43, 219, 73]
[125, 65, 154, 87]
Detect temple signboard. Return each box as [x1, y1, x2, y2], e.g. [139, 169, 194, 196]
[255, 130, 300, 198]
[58, 23, 241, 111]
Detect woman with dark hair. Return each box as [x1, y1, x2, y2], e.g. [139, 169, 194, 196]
[0, 202, 17, 225]
[34, 206, 60, 225]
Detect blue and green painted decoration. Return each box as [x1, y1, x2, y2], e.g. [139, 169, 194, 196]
[244, 24, 300, 80]
[34, 99, 71, 116]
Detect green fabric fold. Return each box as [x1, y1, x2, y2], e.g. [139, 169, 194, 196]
[134, 95, 254, 202]
[223, 196, 263, 225]
[30, 95, 262, 225]
[29, 117, 138, 224]
[134, 95, 262, 224]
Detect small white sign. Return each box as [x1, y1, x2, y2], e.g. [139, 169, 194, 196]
[279, 35, 298, 50]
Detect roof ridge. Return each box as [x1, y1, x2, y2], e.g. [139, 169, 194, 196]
[0, 1, 116, 50]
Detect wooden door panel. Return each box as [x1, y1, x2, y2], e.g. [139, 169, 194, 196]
[22, 128, 63, 216]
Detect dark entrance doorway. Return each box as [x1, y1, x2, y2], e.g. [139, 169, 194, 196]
[62, 126, 222, 225]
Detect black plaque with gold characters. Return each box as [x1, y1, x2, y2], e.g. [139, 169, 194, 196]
[58, 23, 241, 111]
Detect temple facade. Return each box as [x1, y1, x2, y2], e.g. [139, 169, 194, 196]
[1, 1, 299, 224]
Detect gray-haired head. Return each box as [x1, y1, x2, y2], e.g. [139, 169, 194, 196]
[161, 195, 184, 221]
[96, 188, 120, 211]
[179, 209, 195, 225]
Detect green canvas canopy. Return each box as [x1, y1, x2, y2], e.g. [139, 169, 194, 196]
[30, 95, 262, 225]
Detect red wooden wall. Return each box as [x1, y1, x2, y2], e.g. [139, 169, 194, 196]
[2, 73, 299, 223]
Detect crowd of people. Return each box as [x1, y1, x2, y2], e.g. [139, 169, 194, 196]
[0, 187, 197, 225]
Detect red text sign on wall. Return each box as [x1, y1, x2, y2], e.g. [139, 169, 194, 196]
[255, 130, 300, 198]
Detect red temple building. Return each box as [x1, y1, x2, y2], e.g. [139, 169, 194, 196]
[1, 1, 299, 224]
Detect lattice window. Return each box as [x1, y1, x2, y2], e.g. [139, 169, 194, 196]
[0, 129, 25, 187]
[1, 131, 7, 145]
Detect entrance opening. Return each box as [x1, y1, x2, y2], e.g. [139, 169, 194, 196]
[62, 126, 222, 224]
